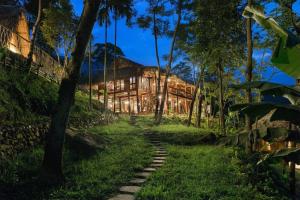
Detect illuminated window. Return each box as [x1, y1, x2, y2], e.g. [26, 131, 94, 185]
[116, 80, 124, 91]
[130, 77, 136, 89]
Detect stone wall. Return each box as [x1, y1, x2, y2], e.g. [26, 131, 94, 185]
[0, 123, 48, 159]
[0, 112, 118, 159]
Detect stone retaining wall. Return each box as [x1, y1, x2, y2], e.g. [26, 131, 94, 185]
[0, 123, 48, 159]
[0, 112, 118, 159]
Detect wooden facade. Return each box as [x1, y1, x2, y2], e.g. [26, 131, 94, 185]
[80, 57, 195, 114]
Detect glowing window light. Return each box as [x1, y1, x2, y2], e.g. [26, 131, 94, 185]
[8, 43, 20, 54]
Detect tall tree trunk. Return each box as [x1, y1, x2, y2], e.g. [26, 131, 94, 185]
[42, 0, 101, 182]
[196, 93, 203, 128]
[103, 0, 108, 110]
[196, 70, 205, 128]
[89, 38, 92, 110]
[26, 0, 42, 70]
[153, 12, 162, 120]
[113, 12, 118, 113]
[187, 72, 201, 126]
[245, 0, 253, 131]
[156, 3, 182, 125]
[217, 61, 226, 135]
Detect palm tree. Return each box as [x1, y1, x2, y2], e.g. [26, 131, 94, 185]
[245, 0, 253, 134]
[111, 0, 134, 112]
[97, 0, 134, 111]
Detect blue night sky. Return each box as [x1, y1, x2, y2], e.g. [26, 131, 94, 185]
[71, 0, 299, 86]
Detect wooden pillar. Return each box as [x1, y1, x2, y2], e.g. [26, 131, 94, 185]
[176, 84, 179, 113]
[97, 84, 100, 101]
[148, 77, 151, 93]
[119, 97, 122, 113]
[136, 76, 140, 113]
[166, 86, 169, 115]
[185, 83, 188, 114]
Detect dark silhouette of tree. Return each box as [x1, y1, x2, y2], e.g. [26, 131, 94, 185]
[42, 0, 101, 183]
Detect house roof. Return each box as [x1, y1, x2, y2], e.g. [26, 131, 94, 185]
[0, 5, 25, 31]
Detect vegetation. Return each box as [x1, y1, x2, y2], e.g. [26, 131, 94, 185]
[0, 67, 103, 126]
[0, 119, 153, 200]
[137, 145, 289, 200]
[1, 0, 300, 199]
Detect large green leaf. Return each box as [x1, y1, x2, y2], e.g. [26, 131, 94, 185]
[261, 128, 300, 143]
[230, 103, 300, 125]
[272, 148, 300, 164]
[231, 81, 300, 104]
[243, 6, 300, 79]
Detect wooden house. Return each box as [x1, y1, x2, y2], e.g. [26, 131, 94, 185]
[0, 5, 30, 57]
[79, 57, 196, 114]
[0, 4, 63, 82]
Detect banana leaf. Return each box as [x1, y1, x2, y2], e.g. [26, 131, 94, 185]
[230, 103, 300, 125]
[272, 148, 300, 164]
[261, 128, 300, 143]
[243, 6, 300, 79]
[231, 81, 300, 104]
[258, 148, 300, 165]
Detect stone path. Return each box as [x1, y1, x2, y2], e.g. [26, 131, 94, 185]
[108, 133, 167, 200]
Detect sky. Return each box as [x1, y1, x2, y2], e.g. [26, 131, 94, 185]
[71, 0, 299, 86]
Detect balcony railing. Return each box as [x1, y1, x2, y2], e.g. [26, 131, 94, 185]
[0, 24, 63, 83]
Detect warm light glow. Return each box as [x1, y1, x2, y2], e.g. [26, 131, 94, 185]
[266, 142, 271, 151]
[288, 141, 292, 148]
[8, 44, 20, 54]
[124, 101, 129, 105]
[159, 95, 162, 99]
[296, 164, 300, 169]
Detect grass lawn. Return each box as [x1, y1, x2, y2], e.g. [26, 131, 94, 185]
[135, 116, 217, 145]
[0, 119, 153, 200]
[137, 145, 289, 200]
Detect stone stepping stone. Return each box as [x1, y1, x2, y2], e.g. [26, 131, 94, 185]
[135, 172, 151, 178]
[119, 186, 141, 194]
[143, 167, 156, 172]
[156, 153, 167, 156]
[153, 157, 166, 160]
[150, 163, 163, 168]
[129, 178, 146, 185]
[108, 194, 135, 200]
[153, 160, 164, 164]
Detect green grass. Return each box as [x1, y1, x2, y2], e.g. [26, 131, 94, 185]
[133, 116, 217, 145]
[0, 119, 153, 200]
[137, 145, 289, 200]
[0, 66, 103, 126]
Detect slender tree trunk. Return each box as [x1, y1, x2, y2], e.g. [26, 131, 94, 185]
[217, 61, 226, 135]
[41, 0, 101, 182]
[89, 38, 92, 110]
[245, 0, 253, 131]
[156, 4, 182, 125]
[103, 0, 108, 110]
[153, 12, 162, 120]
[26, 0, 42, 70]
[187, 73, 201, 126]
[113, 12, 118, 113]
[196, 93, 203, 128]
[196, 70, 205, 128]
